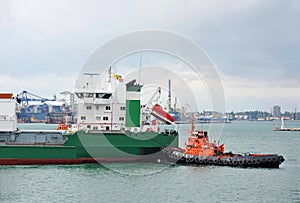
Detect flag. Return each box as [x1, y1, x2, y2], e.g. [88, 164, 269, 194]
[113, 73, 123, 82]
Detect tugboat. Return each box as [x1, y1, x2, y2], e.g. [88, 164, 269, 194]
[163, 117, 285, 168]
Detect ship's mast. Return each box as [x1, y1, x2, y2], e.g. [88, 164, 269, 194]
[168, 79, 171, 112]
[107, 67, 112, 91]
[190, 113, 195, 135]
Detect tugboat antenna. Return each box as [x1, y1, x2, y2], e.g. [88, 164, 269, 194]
[190, 113, 195, 135]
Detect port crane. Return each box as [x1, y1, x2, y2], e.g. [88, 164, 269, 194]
[17, 90, 56, 106]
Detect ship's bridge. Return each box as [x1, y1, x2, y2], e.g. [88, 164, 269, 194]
[75, 90, 113, 105]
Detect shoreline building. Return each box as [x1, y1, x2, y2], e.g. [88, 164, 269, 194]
[270, 105, 281, 118]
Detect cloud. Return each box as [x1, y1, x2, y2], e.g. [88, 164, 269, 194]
[223, 74, 300, 111]
[0, 73, 77, 97]
[0, 0, 299, 112]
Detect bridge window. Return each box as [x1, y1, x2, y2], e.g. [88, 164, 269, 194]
[103, 116, 109, 121]
[96, 93, 112, 99]
[119, 117, 124, 121]
[85, 93, 94, 98]
[120, 106, 125, 111]
[76, 93, 84, 98]
[86, 106, 92, 110]
[81, 116, 86, 120]
[105, 106, 111, 111]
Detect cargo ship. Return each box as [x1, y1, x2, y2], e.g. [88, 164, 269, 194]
[0, 72, 178, 165]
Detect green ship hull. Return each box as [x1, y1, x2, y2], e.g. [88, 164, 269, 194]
[0, 131, 178, 165]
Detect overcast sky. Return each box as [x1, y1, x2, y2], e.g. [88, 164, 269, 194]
[0, 0, 299, 112]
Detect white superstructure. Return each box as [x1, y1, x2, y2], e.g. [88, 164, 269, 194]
[0, 94, 17, 132]
[74, 67, 127, 132]
[75, 89, 126, 131]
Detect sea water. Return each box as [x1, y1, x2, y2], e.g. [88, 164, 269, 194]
[0, 121, 299, 203]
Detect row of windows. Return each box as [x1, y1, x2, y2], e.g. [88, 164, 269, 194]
[81, 116, 125, 121]
[76, 93, 112, 99]
[86, 125, 110, 131]
[86, 106, 125, 111]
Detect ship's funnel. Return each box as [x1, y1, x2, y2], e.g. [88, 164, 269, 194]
[125, 80, 143, 128]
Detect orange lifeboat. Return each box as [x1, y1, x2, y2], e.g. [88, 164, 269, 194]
[151, 104, 174, 124]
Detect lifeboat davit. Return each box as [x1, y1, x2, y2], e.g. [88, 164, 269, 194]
[151, 104, 174, 124]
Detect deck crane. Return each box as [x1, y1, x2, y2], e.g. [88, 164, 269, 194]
[145, 87, 161, 108]
[17, 90, 56, 107]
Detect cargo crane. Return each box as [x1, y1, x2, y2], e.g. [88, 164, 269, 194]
[17, 90, 56, 107]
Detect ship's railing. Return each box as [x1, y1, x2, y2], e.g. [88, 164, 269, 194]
[5, 142, 63, 146]
[78, 122, 126, 132]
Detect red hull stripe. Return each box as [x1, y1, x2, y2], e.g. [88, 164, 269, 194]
[0, 158, 140, 165]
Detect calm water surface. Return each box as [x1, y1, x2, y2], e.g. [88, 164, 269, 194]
[0, 121, 299, 203]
